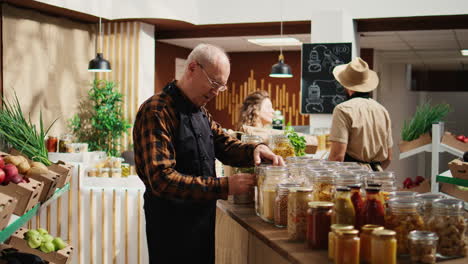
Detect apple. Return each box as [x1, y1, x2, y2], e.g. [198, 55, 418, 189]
[0, 168, 5, 185]
[37, 228, 48, 236]
[40, 242, 55, 253]
[52, 237, 67, 251]
[27, 235, 42, 249]
[24, 229, 40, 240]
[0, 156, 4, 169]
[42, 234, 54, 243]
[3, 164, 18, 183]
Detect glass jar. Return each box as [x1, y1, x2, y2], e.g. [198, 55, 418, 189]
[427, 199, 467, 258]
[261, 166, 289, 222]
[111, 168, 122, 178]
[306, 201, 334, 249]
[328, 224, 354, 260]
[371, 229, 397, 264]
[286, 156, 311, 164]
[362, 187, 386, 227]
[332, 187, 356, 226]
[121, 163, 130, 177]
[360, 225, 384, 264]
[274, 183, 300, 228]
[255, 164, 268, 217]
[287, 187, 313, 241]
[87, 168, 98, 177]
[387, 191, 416, 200]
[415, 193, 445, 229]
[335, 172, 362, 188]
[335, 229, 360, 264]
[287, 163, 306, 185]
[367, 171, 395, 189]
[100, 168, 110, 178]
[408, 230, 438, 264]
[46, 136, 58, 152]
[311, 170, 335, 202]
[349, 184, 364, 230]
[270, 134, 295, 159]
[235, 134, 262, 203]
[385, 198, 424, 255]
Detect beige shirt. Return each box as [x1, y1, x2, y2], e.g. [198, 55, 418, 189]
[329, 97, 393, 162]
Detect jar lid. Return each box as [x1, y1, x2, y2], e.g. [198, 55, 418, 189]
[347, 184, 362, 189]
[296, 187, 313, 192]
[277, 183, 301, 190]
[361, 225, 384, 232]
[365, 187, 381, 192]
[373, 229, 396, 237]
[336, 229, 359, 236]
[265, 166, 288, 172]
[308, 201, 334, 208]
[330, 224, 354, 231]
[387, 198, 419, 208]
[433, 198, 463, 210]
[336, 187, 351, 192]
[336, 172, 361, 178]
[366, 183, 382, 188]
[369, 171, 395, 178]
[408, 230, 438, 241]
[416, 193, 445, 201]
[388, 191, 416, 197]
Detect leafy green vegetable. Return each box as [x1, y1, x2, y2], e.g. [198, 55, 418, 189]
[284, 123, 306, 156]
[401, 102, 451, 141]
[0, 92, 55, 165]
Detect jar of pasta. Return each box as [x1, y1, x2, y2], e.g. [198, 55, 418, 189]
[371, 229, 397, 264]
[270, 134, 295, 159]
[287, 187, 313, 241]
[360, 225, 384, 264]
[335, 229, 360, 264]
[385, 198, 424, 255]
[328, 224, 354, 260]
[274, 183, 300, 228]
[255, 164, 268, 217]
[306, 201, 334, 249]
[261, 166, 289, 223]
[408, 230, 438, 264]
[311, 170, 335, 202]
[415, 193, 445, 229]
[426, 199, 467, 258]
[332, 187, 356, 226]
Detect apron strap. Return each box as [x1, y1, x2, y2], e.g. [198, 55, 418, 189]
[344, 153, 383, 171]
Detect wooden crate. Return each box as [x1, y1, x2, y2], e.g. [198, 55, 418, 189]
[0, 179, 42, 215]
[0, 193, 17, 230]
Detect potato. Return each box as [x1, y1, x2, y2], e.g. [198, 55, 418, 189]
[27, 166, 48, 175]
[4, 155, 22, 166]
[30, 162, 48, 173]
[17, 160, 31, 174]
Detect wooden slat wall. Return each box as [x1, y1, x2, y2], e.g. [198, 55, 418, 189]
[96, 22, 141, 153]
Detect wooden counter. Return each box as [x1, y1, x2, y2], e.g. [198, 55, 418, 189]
[215, 200, 467, 264]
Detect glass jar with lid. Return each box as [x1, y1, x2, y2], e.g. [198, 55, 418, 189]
[100, 168, 110, 178]
[335, 172, 362, 188]
[362, 187, 386, 227]
[59, 134, 73, 153]
[349, 184, 364, 229]
[371, 229, 397, 264]
[111, 168, 122, 178]
[287, 187, 313, 241]
[270, 134, 295, 159]
[408, 230, 438, 264]
[286, 156, 311, 164]
[335, 229, 360, 264]
[287, 163, 306, 185]
[274, 183, 300, 228]
[254, 164, 268, 217]
[328, 224, 354, 260]
[261, 166, 289, 222]
[385, 198, 424, 255]
[306, 201, 334, 249]
[415, 193, 445, 229]
[360, 225, 384, 264]
[332, 187, 356, 226]
[426, 199, 467, 258]
[121, 163, 130, 177]
[87, 168, 98, 177]
[310, 170, 335, 202]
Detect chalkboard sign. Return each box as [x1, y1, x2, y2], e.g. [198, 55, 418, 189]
[301, 43, 352, 114]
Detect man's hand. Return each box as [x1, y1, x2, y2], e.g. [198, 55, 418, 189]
[228, 173, 256, 195]
[253, 144, 285, 166]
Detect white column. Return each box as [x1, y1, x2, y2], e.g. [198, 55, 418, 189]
[138, 22, 156, 106]
[308, 10, 358, 133]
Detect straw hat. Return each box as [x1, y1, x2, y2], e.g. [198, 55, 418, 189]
[332, 57, 379, 92]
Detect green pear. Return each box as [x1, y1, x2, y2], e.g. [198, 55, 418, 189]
[27, 235, 42, 249]
[24, 229, 40, 240]
[42, 234, 53, 243]
[37, 228, 48, 236]
[52, 237, 67, 251]
[40, 242, 55, 253]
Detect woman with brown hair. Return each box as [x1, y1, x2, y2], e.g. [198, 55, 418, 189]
[238, 90, 275, 130]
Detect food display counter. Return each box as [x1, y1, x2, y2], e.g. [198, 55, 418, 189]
[215, 200, 467, 264]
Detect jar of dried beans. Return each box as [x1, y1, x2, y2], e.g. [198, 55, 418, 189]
[274, 183, 300, 228]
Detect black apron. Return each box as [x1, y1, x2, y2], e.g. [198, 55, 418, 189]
[144, 83, 217, 264]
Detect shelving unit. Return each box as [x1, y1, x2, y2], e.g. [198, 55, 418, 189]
[399, 122, 464, 193]
[0, 183, 70, 243]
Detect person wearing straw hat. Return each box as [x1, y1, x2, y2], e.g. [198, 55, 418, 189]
[328, 57, 393, 171]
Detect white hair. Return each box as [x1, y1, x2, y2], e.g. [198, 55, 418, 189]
[186, 44, 230, 68]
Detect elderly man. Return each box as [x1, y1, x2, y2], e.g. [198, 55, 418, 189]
[328, 57, 393, 171]
[133, 44, 284, 263]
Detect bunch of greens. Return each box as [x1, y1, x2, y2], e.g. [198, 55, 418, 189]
[401, 102, 451, 141]
[0, 93, 55, 165]
[69, 79, 131, 157]
[284, 123, 306, 156]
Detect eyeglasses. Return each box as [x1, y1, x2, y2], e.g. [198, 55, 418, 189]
[197, 62, 228, 92]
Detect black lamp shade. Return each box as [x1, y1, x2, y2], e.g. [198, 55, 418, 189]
[88, 53, 112, 72]
[269, 54, 293, 78]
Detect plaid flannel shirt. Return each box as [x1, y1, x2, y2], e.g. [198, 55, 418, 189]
[133, 84, 257, 201]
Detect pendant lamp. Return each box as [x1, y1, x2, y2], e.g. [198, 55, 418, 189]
[269, 20, 293, 78]
[88, 17, 111, 72]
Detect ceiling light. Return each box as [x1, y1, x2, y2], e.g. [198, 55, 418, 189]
[461, 49, 468, 56]
[247, 37, 302, 47]
[88, 17, 111, 72]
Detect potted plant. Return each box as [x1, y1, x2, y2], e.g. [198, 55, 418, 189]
[69, 79, 131, 157]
